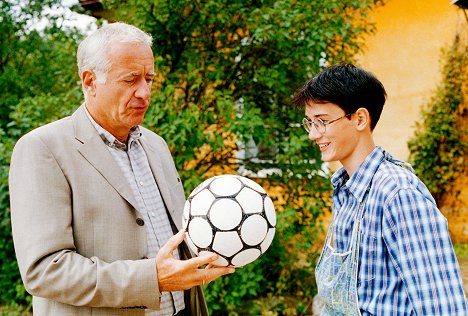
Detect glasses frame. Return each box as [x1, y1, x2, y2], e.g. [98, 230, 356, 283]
[302, 113, 353, 134]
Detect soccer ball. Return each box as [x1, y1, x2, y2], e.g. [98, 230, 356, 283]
[182, 174, 276, 267]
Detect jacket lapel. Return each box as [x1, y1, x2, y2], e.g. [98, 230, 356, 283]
[73, 105, 139, 211]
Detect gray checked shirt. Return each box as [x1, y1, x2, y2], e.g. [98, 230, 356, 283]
[85, 107, 185, 315]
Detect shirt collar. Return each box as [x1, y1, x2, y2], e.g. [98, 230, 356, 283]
[331, 146, 385, 203]
[83, 105, 141, 151]
[382, 149, 415, 173]
[331, 167, 348, 189]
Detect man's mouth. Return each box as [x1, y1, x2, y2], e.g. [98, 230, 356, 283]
[131, 104, 148, 110]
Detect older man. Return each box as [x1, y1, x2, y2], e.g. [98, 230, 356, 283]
[9, 22, 234, 316]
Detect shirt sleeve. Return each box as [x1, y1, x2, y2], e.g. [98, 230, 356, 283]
[382, 187, 467, 316]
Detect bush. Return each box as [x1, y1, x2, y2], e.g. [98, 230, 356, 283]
[0, 1, 83, 307]
[408, 38, 467, 203]
[0, 90, 82, 308]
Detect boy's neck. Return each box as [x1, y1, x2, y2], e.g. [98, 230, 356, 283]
[341, 136, 376, 177]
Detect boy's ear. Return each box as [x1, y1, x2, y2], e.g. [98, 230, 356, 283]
[355, 107, 371, 131]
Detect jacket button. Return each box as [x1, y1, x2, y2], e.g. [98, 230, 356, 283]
[136, 218, 145, 226]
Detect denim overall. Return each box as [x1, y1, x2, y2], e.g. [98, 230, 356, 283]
[315, 187, 370, 316]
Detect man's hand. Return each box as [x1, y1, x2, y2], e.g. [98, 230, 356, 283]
[156, 230, 235, 292]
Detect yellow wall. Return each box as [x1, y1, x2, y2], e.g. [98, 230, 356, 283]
[356, 0, 465, 161]
[355, 0, 468, 242]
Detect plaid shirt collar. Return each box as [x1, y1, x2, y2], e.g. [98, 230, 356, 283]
[84, 105, 141, 151]
[331, 146, 385, 204]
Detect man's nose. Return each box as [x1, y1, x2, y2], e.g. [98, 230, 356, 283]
[135, 80, 151, 99]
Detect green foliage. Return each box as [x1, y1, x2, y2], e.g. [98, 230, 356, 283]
[454, 243, 468, 257]
[0, 301, 31, 316]
[0, 0, 83, 128]
[0, 0, 383, 313]
[105, 0, 383, 313]
[0, 0, 83, 307]
[408, 38, 467, 203]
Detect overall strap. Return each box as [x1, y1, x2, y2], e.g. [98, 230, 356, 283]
[324, 183, 372, 249]
[349, 184, 372, 261]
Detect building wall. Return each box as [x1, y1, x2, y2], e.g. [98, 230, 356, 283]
[356, 0, 464, 161]
[356, 0, 468, 242]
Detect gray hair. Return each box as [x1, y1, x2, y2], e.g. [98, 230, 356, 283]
[77, 22, 153, 84]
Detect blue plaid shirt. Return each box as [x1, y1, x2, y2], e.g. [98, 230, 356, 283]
[331, 147, 467, 315]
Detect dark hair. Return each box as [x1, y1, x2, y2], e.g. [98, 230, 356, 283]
[292, 63, 387, 130]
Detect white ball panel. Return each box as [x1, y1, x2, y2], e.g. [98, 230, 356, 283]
[188, 218, 213, 248]
[212, 231, 243, 257]
[185, 234, 199, 255]
[231, 248, 261, 267]
[209, 199, 243, 230]
[236, 188, 263, 214]
[190, 178, 212, 197]
[260, 228, 275, 253]
[190, 189, 215, 216]
[210, 176, 242, 196]
[264, 196, 276, 226]
[240, 215, 268, 246]
[182, 202, 190, 229]
[239, 176, 266, 194]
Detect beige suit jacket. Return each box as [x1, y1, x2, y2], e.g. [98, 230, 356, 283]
[9, 105, 208, 315]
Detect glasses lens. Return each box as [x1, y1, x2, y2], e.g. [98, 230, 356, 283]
[302, 118, 311, 132]
[302, 118, 327, 133]
[316, 119, 326, 134]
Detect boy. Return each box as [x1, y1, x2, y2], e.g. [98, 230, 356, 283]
[293, 63, 467, 315]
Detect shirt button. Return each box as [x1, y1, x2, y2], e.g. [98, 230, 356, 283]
[136, 218, 145, 226]
[139, 181, 144, 186]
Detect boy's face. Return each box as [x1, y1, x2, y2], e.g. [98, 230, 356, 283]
[305, 102, 358, 164]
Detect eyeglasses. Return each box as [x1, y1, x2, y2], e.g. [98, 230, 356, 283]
[302, 113, 353, 134]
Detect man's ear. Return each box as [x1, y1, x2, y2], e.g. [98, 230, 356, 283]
[355, 107, 371, 131]
[81, 70, 97, 97]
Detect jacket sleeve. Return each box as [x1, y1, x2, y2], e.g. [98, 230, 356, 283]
[9, 131, 161, 309]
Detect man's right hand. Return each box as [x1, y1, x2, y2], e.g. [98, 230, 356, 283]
[155, 230, 235, 292]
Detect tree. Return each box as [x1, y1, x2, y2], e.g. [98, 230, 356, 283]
[104, 0, 384, 313]
[0, 0, 385, 312]
[0, 0, 85, 310]
[0, 0, 84, 128]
